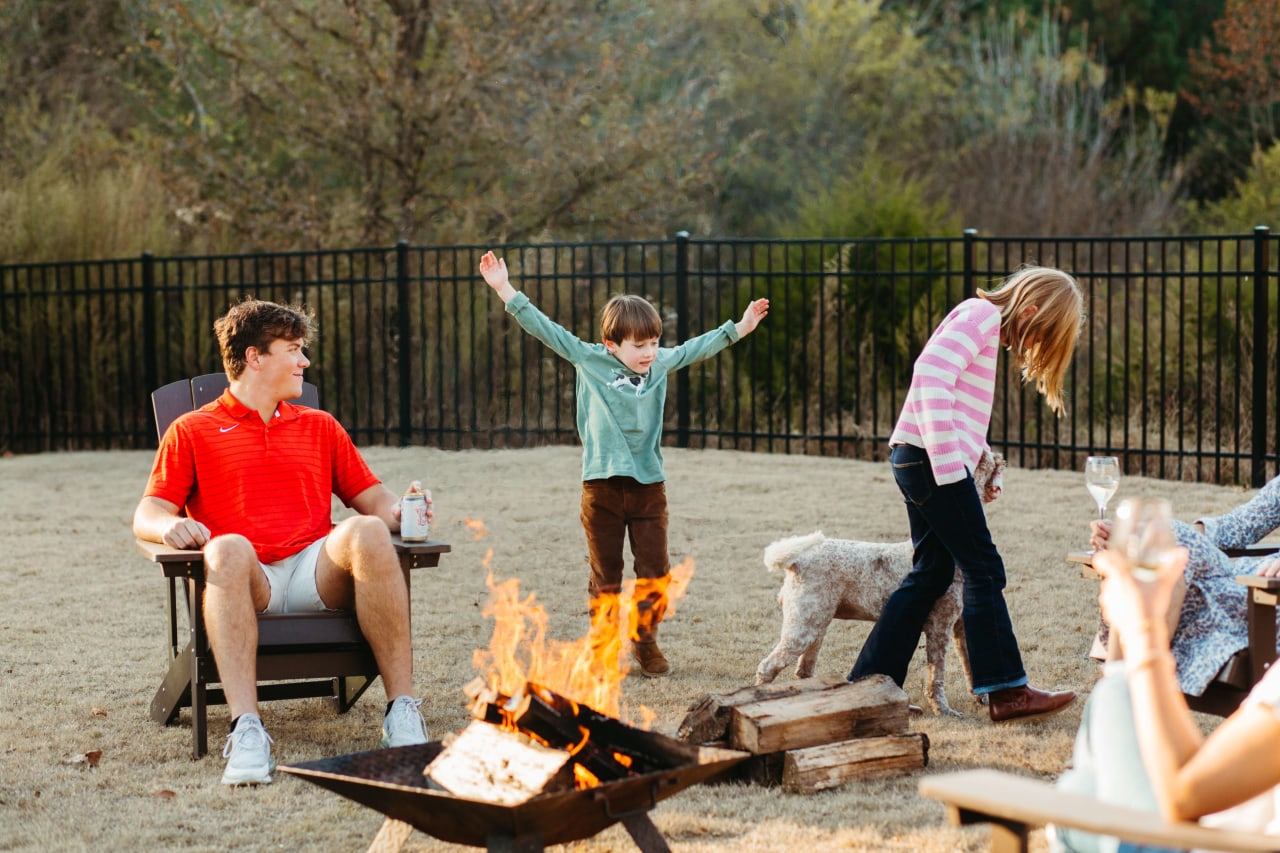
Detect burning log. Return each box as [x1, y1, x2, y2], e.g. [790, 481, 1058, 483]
[465, 680, 674, 785]
[423, 720, 574, 805]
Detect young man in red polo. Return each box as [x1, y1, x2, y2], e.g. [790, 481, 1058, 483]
[133, 298, 432, 785]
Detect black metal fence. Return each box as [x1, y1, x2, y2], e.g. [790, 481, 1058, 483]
[2, 229, 1277, 486]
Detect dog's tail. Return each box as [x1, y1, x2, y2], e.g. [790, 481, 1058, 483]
[763, 531, 826, 573]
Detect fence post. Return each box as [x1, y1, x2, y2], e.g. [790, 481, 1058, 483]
[1254, 226, 1272, 488]
[963, 228, 978, 296]
[674, 231, 691, 448]
[395, 239, 412, 447]
[141, 251, 158, 408]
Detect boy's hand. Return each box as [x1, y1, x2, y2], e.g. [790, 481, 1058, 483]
[479, 251, 517, 303]
[736, 298, 770, 337]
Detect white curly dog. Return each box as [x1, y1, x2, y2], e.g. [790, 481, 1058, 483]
[756, 451, 1006, 716]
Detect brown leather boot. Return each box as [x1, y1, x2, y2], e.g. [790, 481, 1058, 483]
[630, 640, 671, 677]
[988, 684, 1076, 722]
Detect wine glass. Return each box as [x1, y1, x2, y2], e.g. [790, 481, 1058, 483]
[1110, 498, 1179, 581]
[1085, 456, 1121, 548]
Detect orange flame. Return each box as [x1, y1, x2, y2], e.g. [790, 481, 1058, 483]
[471, 544, 695, 729]
[464, 517, 488, 539]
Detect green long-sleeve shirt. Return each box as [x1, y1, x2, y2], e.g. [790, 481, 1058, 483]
[505, 291, 740, 483]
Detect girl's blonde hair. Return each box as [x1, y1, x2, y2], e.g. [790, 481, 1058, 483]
[978, 266, 1084, 416]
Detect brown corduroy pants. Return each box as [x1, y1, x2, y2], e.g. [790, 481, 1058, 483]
[581, 477, 670, 640]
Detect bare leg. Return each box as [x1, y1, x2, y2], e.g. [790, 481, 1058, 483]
[316, 516, 414, 699]
[203, 534, 271, 720]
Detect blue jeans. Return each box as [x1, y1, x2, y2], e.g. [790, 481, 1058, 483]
[849, 444, 1027, 693]
[1054, 671, 1182, 853]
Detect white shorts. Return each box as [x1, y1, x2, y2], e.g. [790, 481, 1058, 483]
[259, 537, 340, 614]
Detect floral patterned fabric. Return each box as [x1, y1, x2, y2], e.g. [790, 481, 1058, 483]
[1163, 477, 1280, 695]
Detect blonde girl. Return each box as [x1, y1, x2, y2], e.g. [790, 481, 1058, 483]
[849, 266, 1085, 723]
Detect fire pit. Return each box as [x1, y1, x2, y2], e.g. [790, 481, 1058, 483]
[281, 684, 748, 852]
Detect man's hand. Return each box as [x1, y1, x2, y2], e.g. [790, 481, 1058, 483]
[392, 487, 435, 528]
[162, 516, 210, 550]
[479, 251, 517, 303]
[736, 298, 770, 337]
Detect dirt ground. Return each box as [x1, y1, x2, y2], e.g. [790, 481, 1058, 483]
[0, 445, 1253, 851]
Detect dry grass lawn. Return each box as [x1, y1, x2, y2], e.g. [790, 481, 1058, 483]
[0, 445, 1252, 852]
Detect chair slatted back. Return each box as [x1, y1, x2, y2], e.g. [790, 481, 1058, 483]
[151, 373, 320, 439]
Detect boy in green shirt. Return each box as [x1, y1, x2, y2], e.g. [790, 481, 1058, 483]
[479, 250, 769, 676]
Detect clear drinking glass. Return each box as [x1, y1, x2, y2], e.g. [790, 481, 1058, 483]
[1110, 498, 1178, 581]
[1085, 456, 1121, 522]
[1085, 456, 1121, 550]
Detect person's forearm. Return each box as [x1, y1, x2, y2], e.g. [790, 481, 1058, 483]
[133, 497, 174, 542]
[492, 282, 518, 304]
[1124, 645, 1206, 819]
[734, 318, 752, 338]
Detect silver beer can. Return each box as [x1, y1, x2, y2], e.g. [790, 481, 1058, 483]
[401, 483, 429, 542]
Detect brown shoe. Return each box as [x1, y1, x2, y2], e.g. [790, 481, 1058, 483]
[630, 640, 671, 678]
[988, 684, 1076, 723]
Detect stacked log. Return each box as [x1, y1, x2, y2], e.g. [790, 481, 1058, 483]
[676, 675, 928, 794]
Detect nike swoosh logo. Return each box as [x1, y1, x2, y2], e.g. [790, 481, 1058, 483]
[219, 425, 239, 433]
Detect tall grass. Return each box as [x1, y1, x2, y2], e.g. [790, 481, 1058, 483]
[0, 97, 209, 264]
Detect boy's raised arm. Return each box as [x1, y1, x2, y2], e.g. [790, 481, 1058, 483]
[735, 298, 770, 339]
[479, 251, 518, 304]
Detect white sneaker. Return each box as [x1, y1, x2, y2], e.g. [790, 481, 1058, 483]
[380, 696, 428, 748]
[221, 714, 275, 785]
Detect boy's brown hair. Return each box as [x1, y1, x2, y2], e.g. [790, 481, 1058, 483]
[600, 294, 662, 344]
[214, 298, 317, 379]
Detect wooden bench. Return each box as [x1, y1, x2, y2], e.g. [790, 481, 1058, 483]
[919, 769, 1280, 853]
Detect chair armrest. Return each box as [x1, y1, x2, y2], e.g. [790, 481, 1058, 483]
[918, 769, 1280, 852]
[1071, 546, 1280, 580]
[390, 535, 451, 570]
[1236, 575, 1280, 593]
[136, 538, 205, 579]
[137, 535, 452, 577]
[1237, 575, 1280, 683]
[1224, 545, 1280, 558]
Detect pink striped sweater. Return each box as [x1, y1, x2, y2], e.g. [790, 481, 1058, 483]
[889, 298, 1000, 485]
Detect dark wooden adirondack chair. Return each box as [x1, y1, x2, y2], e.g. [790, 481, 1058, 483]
[1069, 547, 1280, 717]
[138, 373, 450, 758]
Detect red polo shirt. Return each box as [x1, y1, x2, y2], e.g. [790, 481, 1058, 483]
[145, 390, 380, 563]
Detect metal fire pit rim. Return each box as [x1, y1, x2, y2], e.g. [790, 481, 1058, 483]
[279, 740, 749, 808]
[279, 739, 751, 848]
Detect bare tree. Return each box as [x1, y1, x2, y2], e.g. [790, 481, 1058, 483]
[136, 0, 720, 248]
